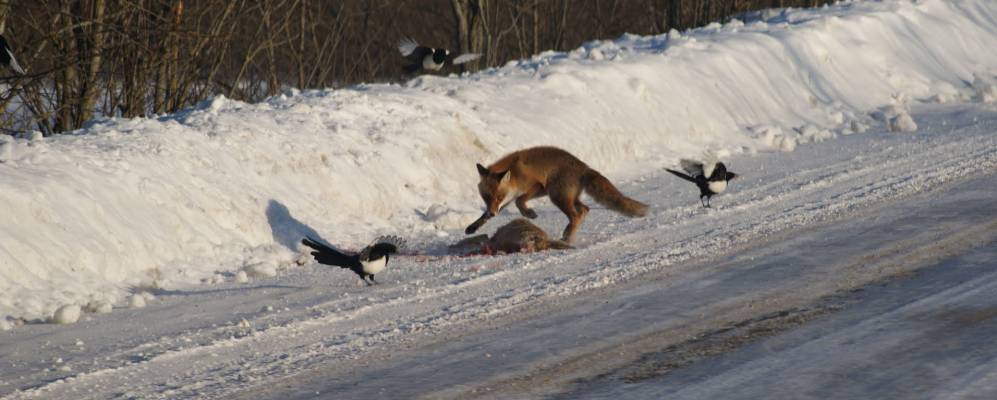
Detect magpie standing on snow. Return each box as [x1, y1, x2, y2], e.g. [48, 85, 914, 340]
[397, 38, 481, 73]
[301, 235, 404, 285]
[0, 34, 25, 75]
[666, 159, 739, 208]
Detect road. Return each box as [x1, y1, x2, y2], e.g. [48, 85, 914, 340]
[254, 172, 997, 400]
[3, 104, 996, 400]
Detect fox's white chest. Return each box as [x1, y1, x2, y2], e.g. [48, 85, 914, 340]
[708, 180, 728, 194]
[361, 257, 386, 275]
[499, 189, 522, 210]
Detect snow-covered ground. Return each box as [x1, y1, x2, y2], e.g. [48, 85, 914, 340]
[4, 102, 994, 399]
[1, 0, 997, 398]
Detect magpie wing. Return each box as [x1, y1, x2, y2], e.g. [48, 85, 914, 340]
[359, 235, 404, 260]
[7, 52, 24, 74]
[665, 168, 697, 183]
[398, 38, 419, 56]
[0, 35, 24, 75]
[679, 159, 705, 178]
[708, 162, 727, 181]
[451, 53, 481, 65]
[372, 242, 399, 254]
[726, 172, 739, 181]
[302, 237, 356, 268]
[398, 38, 432, 63]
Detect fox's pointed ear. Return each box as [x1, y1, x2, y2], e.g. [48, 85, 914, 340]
[496, 169, 510, 183]
[476, 163, 489, 177]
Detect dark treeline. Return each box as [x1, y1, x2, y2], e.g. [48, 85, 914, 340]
[0, 0, 828, 136]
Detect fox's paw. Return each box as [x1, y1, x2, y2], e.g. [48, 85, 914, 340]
[521, 209, 538, 219]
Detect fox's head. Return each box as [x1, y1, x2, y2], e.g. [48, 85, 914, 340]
[476, 163, 511, 217]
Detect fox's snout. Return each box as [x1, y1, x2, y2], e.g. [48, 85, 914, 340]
[485, 196, 504, 216]
[479, 189, 506, 218]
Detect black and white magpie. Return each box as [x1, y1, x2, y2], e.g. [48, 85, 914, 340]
[0, 34, 25, 75]
[666, 159, 739, 208]
[397, 38, 481, 73]
[301, 235, 404, 285]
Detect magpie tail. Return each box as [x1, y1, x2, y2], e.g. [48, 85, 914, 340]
[301, 236, 331, 252]
[301, 236, 356, 268]
[666, 168, 697, 183]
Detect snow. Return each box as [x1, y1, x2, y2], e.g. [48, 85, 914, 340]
[0, 138, 13, 162]
[84, 301, 112, 314]
[50, 305, 80, 325]
[889, 112, 919, 132]
[0, 0, 997, 398]
[244, 262, 278, 279]
[127, 294, 146, 309]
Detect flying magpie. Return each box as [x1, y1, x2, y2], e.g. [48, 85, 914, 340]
[0, 34, 25, 75]
[301, 235, 404, 285]
[397, 38, 481, 73]
[666, 159, 739, 208]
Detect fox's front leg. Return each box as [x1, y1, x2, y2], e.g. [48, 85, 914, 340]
[466, 212, 491, 234]
[516, 184, 545, 219]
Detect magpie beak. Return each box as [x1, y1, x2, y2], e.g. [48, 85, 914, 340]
[0, 34, 25, 75]
[666, 159, 739, 208]
[301, 235, 404, 286]
[398, 38, 481, 74]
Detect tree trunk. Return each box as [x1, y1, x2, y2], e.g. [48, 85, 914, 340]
[153, 2, 167, 114]
[166, 0, 183, 111]
[54, 0, 76, 133]
[75, 0, 107, 128]
[297, 0, 307, 89]
[532, 0, 539, 55]
[667, 0, 682, 31]
[0, 0, 11, 34]
[450, 0, 488, 72]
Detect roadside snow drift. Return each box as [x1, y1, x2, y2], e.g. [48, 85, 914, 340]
[1, 0, 996, 322]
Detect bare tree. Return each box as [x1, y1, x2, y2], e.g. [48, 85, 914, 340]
[0, 0, 835, 136]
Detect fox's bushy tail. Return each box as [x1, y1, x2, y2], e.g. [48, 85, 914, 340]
[582, 169, 648, 217]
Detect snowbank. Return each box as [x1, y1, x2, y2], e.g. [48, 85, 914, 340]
[1, 0, 996, 322]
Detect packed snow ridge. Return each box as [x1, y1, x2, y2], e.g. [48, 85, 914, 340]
[1, 0, 996, 324]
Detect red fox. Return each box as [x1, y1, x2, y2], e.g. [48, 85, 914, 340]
[466, 146, 648, 243]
